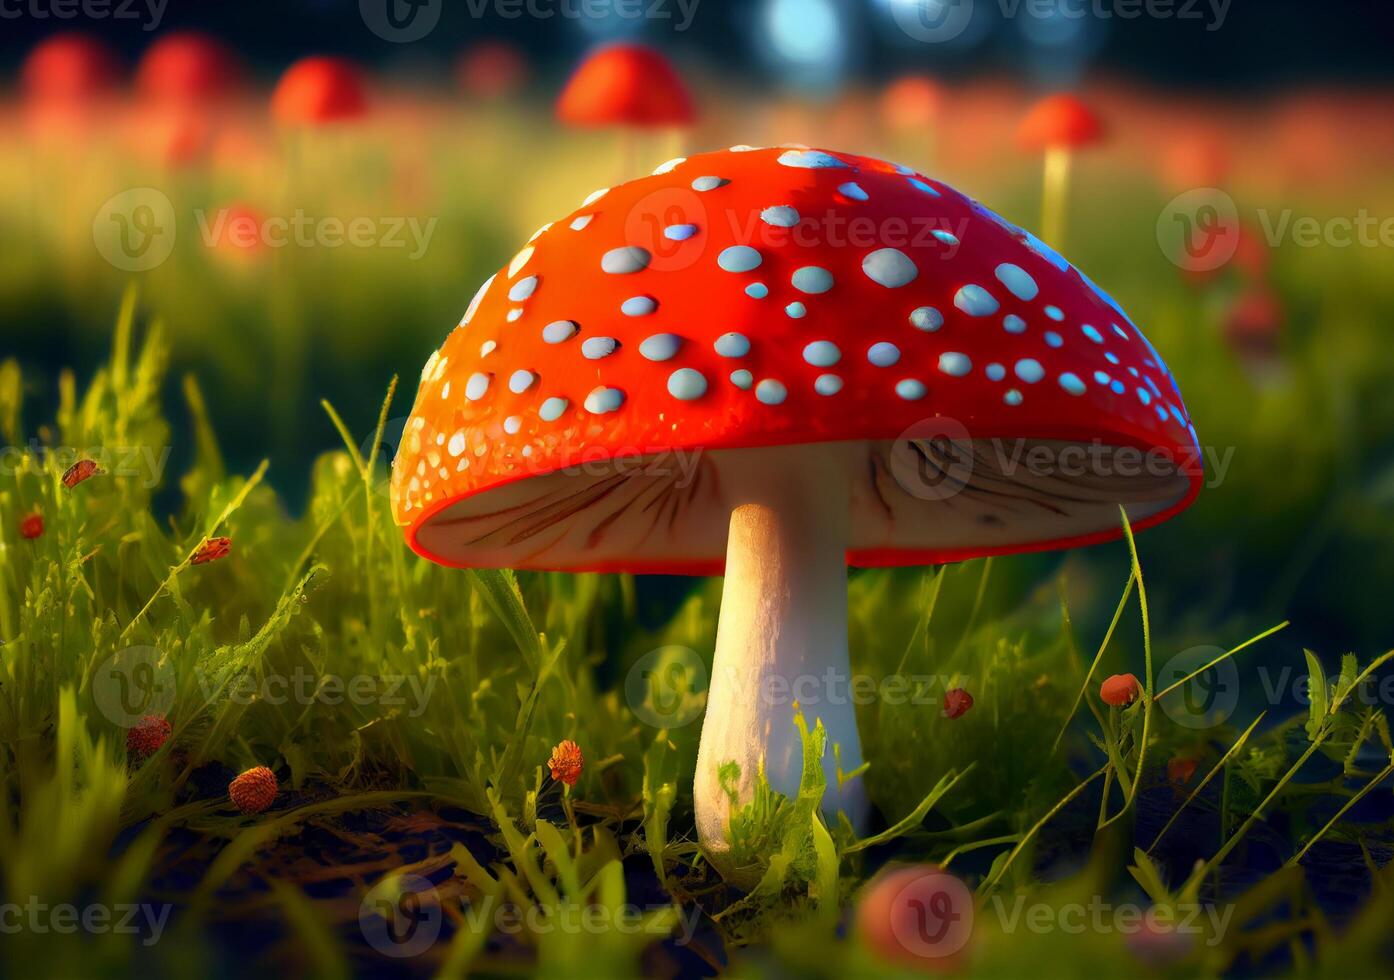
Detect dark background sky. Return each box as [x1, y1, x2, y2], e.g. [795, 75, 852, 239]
[3, 0, 1393, 92]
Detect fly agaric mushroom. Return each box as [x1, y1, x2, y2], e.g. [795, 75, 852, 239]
[880, 75, 946, 167]
[271, 57, 367, 126]
[21, 33, 121, 105]
[1017, 94, 1103, 247]
[391, 146, 1201, 852]
[557, 44, 695, 179]
[135, 32, 242, 106]
[557, 43, 694, 129]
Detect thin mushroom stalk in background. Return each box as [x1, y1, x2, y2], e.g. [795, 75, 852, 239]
[391, 145, 1202, 855]
[1018, 94, 1103, 248]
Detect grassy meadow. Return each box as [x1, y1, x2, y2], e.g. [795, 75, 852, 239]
[1, 72, 1393, 978]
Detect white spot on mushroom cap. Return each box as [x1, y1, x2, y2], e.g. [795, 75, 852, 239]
[792, 266, 834, 294]
[447, 431, 466, 457]
[1045, 305, 1065, 321]
[730, 369, 753, 389]
[665, 224, 698, 241]
[986, 363, 1006, 381]
[755, 379, 787, 404]
[570, 214, 594, 231]
[582, 336, 619, 359]
[1003, 314, 1027, 334]
[503, 416, 522, 434]
[508, 276, 539, 302]
[691, 176, 729, 192]
[1082, 324, 1104, 343]
[954, 285, 999, 317]
[995, 263, 1039, 301]
[908, 177, 940, 196]
[815, 374, 843, 396]
[932, 230, 959, 246]
[714, 333, 750, 357]
[667, 368, 707, 401]
[653, 157, 685, 174]
[838, 181, 868, 201]
[761, 205, 799, 228]
[1059, 373, 1087, 395]
[718, 246, 762, 273]
[543, 320, 578, 344]
[527, 223, 552, 243]
[539, 397, 568, 421]
[509, 247, 535, 277]
[896, 379, 927, 401]
[802, 341, 841, 367]
[746, 283, 769, 299]
[462, 274, 495, 325]
[465, 372, 491, 401]
[1004, 389, 1024, 406]
[785, 302, 807, 319]
[862, 248, 919, 288]
[621, 296, 657, 316]
[601, 246, 652, 274]
[1045, 331, 1063, 348]
[584, 387, 625, 415]
[777, 149, 848, 169]
[938, 352, 972, 377]
[506, 309, 523, 323]
[479, 340, 497, 357]
[640, 334, 682, 361]
[508, 369, 536, 393]
[910, 307, 944, 332]
[1015, 359, 1045, 384]
[867, 342, 901, 367]
[582, 188, 609, 207]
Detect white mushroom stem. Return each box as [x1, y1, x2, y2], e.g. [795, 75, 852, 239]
[695, 443, 869, 852]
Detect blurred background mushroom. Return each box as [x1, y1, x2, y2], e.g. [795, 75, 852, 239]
[1016, 92, 1103, 247]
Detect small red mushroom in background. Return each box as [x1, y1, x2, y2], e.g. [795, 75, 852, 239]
[18, 512, 44, 540]
[190, 536, 232, 565]
[126, 715, 171, 759]
[62, 459, 101, 488]
[881, 75, 945, 134]
[1017, 93, 1104, 248]
[548, 740, 584, 787]
[1160, 130, 1232, 192]
[455, 41, 529, 101]
[1101, 673, 1142, 707]
[229, 766, 278, 814]
[557, 44, 694, 129]
[271, 57, 368, 126]
[21, 33, 121, 105]
[135, 32, 242, 106]
[942, 688, 974, 720]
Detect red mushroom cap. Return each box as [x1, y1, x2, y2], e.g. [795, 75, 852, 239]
[1017, 94, 1104, 152]
[456, 41, 529, 100]
[271, 57, 367, 125]
[136, 32, 242, 105]
[21, 33, 121, 104]
[1100, 673, 1142, 707]
[556, 44, 694, 129]
[392, 146, 1200, 574]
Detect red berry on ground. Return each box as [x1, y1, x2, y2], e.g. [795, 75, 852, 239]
[229, 766, 278, 814]
[19, 513, 44, 539]
[126, 715, 171, 758]
[942, 688, 974, 719]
